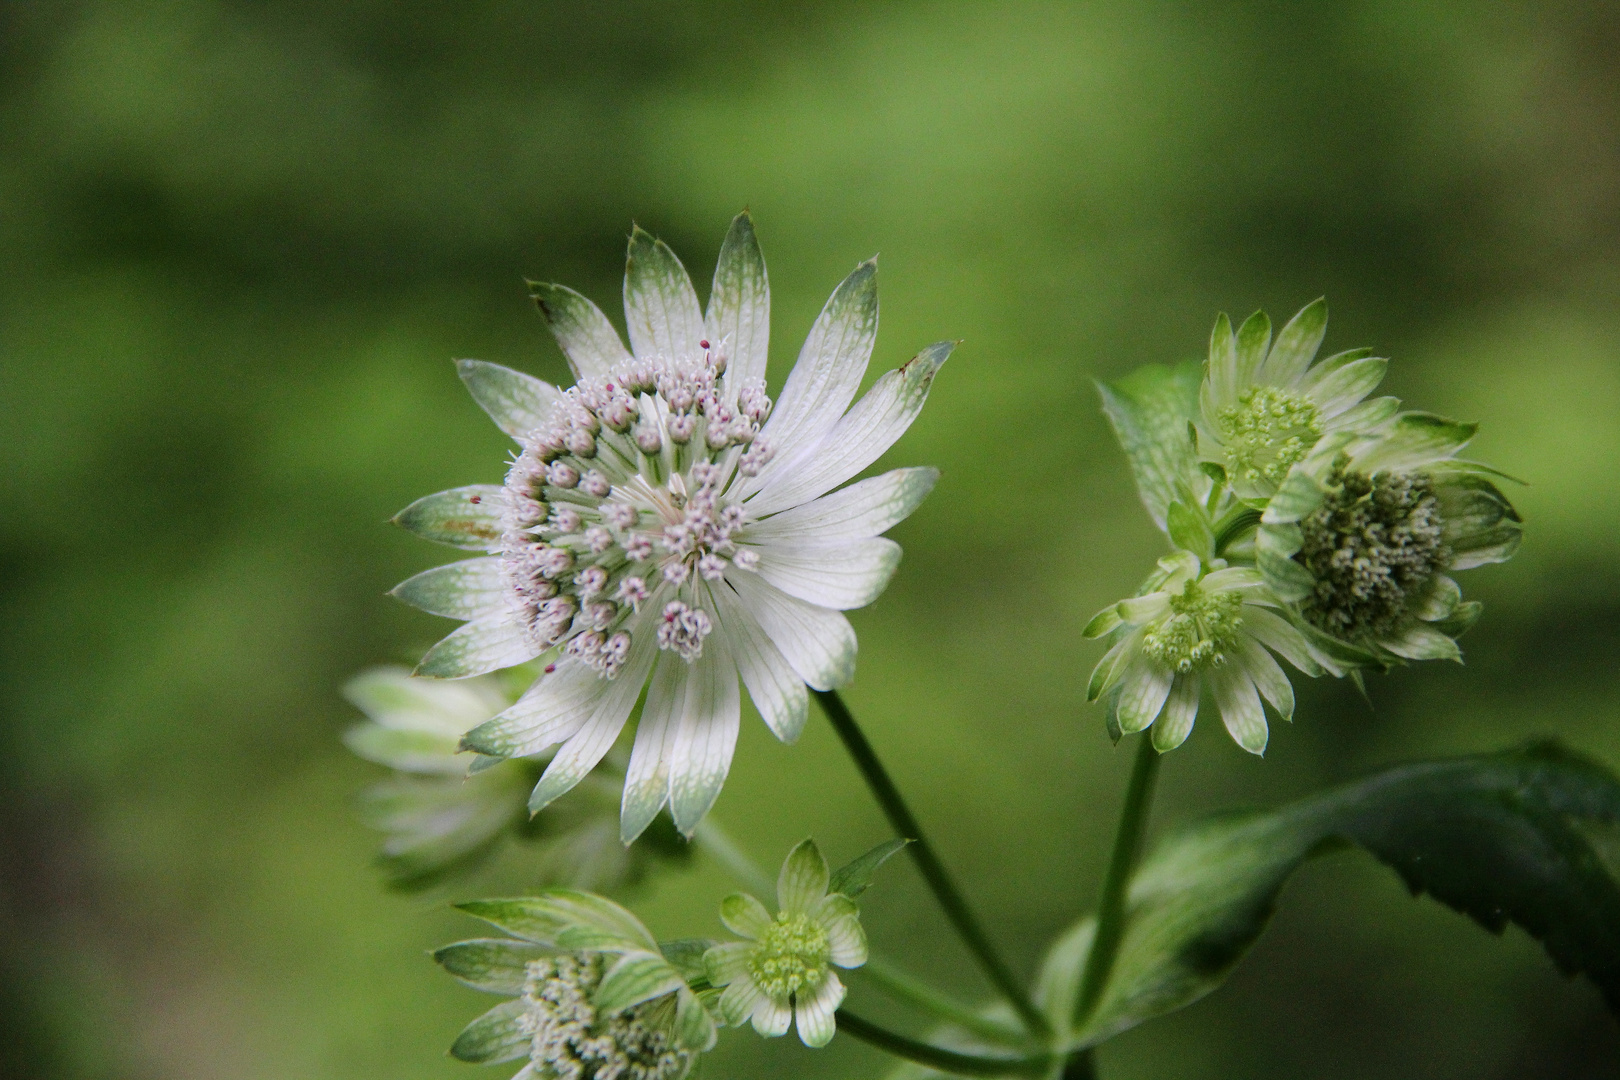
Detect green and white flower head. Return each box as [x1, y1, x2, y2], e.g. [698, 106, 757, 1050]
[704, 838, 867, 1048]
[1255, 411, 1522, 669]
[1084, 551, 1322, 755]
[343, 666, 685, 890]
[1195, 300, 1399, 501]
[439, 890, 718, 1080]
[391, 212, 951, 844]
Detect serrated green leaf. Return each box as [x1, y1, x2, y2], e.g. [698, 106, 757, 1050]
[1069, 742, 1620, 1049]
[1097, 362, 1203, 533]
[450, 998, 530, 1063]
[434, 938, 549, 994]
[830, 838, 911, 898]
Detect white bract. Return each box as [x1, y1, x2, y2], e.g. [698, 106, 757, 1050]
[704, 839, 867, 1048]
[1195, 300, 1398, 501]
[1084, 551, 1322, 755]
[392, 213, 949, 841]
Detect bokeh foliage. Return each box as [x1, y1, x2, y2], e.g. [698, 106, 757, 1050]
[2, 2, 1620, 1077]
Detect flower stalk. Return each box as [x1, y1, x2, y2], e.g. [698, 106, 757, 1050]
[814, 688, 1052, 1039]
[833, 1009, 1054, 1077]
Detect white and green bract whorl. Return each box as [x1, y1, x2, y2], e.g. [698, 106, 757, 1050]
[391, 213, 951, 842]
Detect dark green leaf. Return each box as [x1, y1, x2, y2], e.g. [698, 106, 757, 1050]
[831, 838, 912, 898]
[1071, 742, 1620, 1048]
[1096, 362, 1203, 533]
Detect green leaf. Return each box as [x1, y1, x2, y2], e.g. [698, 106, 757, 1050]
[830, 838, 912, 898]
[658, 938, 716, 984]
[1096, 361, 1203, 533]
[595, 951, 687, 1014]
[391, 485, 505, 551]
[1070, 742, 1620, 1049]
[450, 998, 530, 1063]
[457, 891, 660, 952]
[434, 938, 549, 994]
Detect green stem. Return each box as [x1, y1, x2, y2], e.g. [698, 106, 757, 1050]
[1062, 1049, 1098, 1080]
[690, 818, 776, 898]
[815, 689, 1051, 1040]
[857, 958, 1031, 1049]
[836, 1010, 1053, 1077]
[1072, 734, 1161, 1028]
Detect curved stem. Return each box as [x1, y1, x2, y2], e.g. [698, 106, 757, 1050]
[836, 1010, 1053, 1077]
[857, 958, 1032, 1049]
[1072, 734, 1161, 1028]
[815, 689, 1051, 1040]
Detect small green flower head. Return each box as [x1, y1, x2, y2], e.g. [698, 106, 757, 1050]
[441, 890, 719, 1078]
[1085, 551, 1323, 755]
[1256, 412, 1522, 668]
[1195, 300, 1399, 500]
[703, 838, 868, 1048]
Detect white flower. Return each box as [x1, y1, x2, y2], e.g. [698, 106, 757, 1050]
[703, 839, 867, 1048]
[1195, 300, 1399, 500]
[1084, 551, 1322, 754]
[391, 213, 950, 841]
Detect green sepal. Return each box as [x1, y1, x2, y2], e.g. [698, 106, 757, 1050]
[390, 557, 505, 620]
[415, 617, 536, 679]
[659, 939, 717, 985]
[457, 358, 562, 439]
[433, 937, 549, 994]
[456, 891, 660, 952]
[1165, 501, 1214, 562]
[1065, 742, 1620, 1049]
[1097, 361, 1204, 534]
[450, 998, 531, 1063]
[830, 838, 911, 898]
[1433, 599, 1483, 639]
[1082, 605, 1124, 639]
[1104, 690, 1124, 745]
[595, 951, 688, 1014]
[342, 723, 460, 772]
[1354, 412, 1478, 473]
[391, 485, 505, 551]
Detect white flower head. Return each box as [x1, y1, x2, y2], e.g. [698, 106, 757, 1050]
[1195, 299, 1399, 500]
[703, 839, 868, 1048]
[390, 213, 951, 842]
[1255, 411, 1523, 669]
[1084, 551, 1323, 755]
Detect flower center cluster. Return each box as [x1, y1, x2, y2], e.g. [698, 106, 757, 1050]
[1142, 581, 1245, 674]
[1296, 464, 1447, 640]
[499, 343, 773, 677]
[520, 953, 693, 1080]
[747, 912, 830, 1001]
[1218, 386, 1323, 489]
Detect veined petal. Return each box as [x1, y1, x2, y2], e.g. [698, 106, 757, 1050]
[1325, 394, 1400, 433]
[344, 666, 499, 733]
[1116, 657, 1172, 735]
[416, 616, 538, 679]
[777, 838, 830, 916]
[619, 651, 684, 844]
[744, 467, 938, 544]
[759, 258, 878, 461]
[390, 557, 507, 619]
[1211, 664, 1268, 755]
[529, 281, 633, 381]
[749, 991, 793, 1037]
[710, 583, 808, 744]
[1308, 356, 1388, 419]
[751, 537, 902, 611]
[1233, 309, 1273, 388]
[706, 211, 770, 390]
[1260, 298, 1327, 387]
[720, 893, 774, 940]
[724, 572, 856, 691]
[450, 999, 530, 1064]
[823, 911, 867, 968]
[1241, 607, 1322, 676]
[1152, 674, 1199, 752]
[745, 342, 952, 516]
[795, 972, 845, 1048]
[1352, 413, 1477, 473]
[1382, 622, 1462, 662]
[392, 485, 505, 552]
[1235, 635, 1294, 721]
[462, 659, 600, 757]
[1087, 630, 1140, 702]
[456, 360, 563, 439]
[624, 227, 705, 364]
[1207, 312, 1239, 408]
[718, 975, 767, 1026]
[1199, 566, 1264, 593]
[527, 635, 657, 813]
[668, 633, 742, 835]
[704, 940, 755, 985]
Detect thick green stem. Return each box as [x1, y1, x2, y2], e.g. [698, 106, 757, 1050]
[835, 1010, 1053, 1077]
[857, 958, 1031, 1049]
[1072, 735, 1161, 1028]
[815, 689, 1051, 1040]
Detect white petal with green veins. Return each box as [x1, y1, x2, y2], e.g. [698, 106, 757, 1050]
[390, 557, 506, 620]
[706, 211, 771, 389]
[456, 359, 562, 439]
[726, 572, 856, 691]
[752, 537, 902, 611]
[746, 467, 938, 544]
[529, 281, 633, 381]
[624, 227, 705, 364]
[417, 616, 538, 679]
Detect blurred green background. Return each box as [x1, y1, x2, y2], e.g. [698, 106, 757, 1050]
[3, 2, 1619, 1077]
